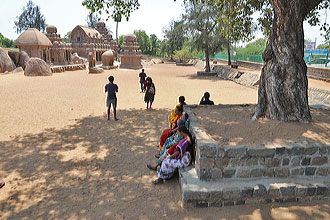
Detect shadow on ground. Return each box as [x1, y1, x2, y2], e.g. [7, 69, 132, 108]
[0, 109, 329, 220]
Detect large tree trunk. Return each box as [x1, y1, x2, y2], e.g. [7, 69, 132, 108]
[253, 0, 321, 122]
[205, 46, 211, 72]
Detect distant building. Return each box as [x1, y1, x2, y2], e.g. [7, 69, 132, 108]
[15, 22, 118, 66]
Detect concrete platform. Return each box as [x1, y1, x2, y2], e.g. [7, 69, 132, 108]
[179, 166, 330, 208]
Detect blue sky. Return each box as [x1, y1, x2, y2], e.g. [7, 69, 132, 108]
[0, 0, 328, 46]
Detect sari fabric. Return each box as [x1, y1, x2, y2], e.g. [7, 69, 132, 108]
[157, 151, 191, 180]
[168, 104, 182, 129]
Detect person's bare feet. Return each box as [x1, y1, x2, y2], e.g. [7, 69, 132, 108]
[114, 118, 119, 121]
[152, 178, 163, 184]
[0, 182, 5, 189]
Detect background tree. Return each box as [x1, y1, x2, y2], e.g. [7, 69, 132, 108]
[184, 2, 225, 72]
[86, 13, 100, 28]
[0, 33, 15, 48]
[14, 0, 46, 33]
[62, 31, 71, 43]
[134, 30, 152, 55]
[150, 34, 159, 56]
[118, 35, 125, 52]
[163, 19, 187, 58]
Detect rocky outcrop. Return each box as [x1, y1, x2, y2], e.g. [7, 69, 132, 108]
[24, 58, 52, 76]
[8, 50, 29, 70]
[0, 48, 15, 73]
[88, 67, 104, 74]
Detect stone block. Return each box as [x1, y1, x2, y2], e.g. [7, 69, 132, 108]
[316, 185, 327, 195]
[282, 158, 290, 166]
[280, 185, 296, 197]
[210, 202, 222, 207]
[319, 147, 327, 155]
[283, 198, 297, 203]
[304, 147, 318, 155]
[210, 168, 223, 179]
[199, 157, 214, 170]
[296, 185, 308, 197]
[247, 148, 275, 157]
[311, 157, 328, 165]
[250, 168, 265, 177]
[265, 158, 281, 167]
[274, 168, 290, 177]
[301, 157, 311, 166]
[291, 168, 304, 176]
[236, 169, 251, 178]
[230, 159, 245, 167]
[217, 148, 225, 157]
[222, 187, 241, 200]
[316, 167, 329, 176]
[305, 167, 317, 176]
[223, 169, 236, 178]
[264, 168, 275, 177]
[291, 157, 301, 167]
[253, 184, 267, 197]
[275, 147, 286, 155]
[269, 184, 280, 198]
[196, 202, 209, 207]
[199, 169, 212, 180]
[241, 187, 254, 198]
[223, 201, 235, 206]
[225, 147, 247, 158]
[287, 147, 305, 155]
[246, 158, 258, 166]
[215, 157, 230, 168]
[198, 143, 217, 157]
[235, 200, 245, 205]
[208, 191, 222, 203]
[307, 185, 316, 196]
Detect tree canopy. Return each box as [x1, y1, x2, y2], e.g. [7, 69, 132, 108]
[14, 0, 46, 33]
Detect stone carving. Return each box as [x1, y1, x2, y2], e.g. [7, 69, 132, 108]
[71, 53, 87, 64]
[88, 52, 96, 68]
[102, 50, 114, 67]
[0, 48, 15, 73]
[119, 34, 142, 69]
[24, 58, 52, 76]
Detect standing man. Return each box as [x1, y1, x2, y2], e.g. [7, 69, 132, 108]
[139, 69, 147, 92]
[105, 76, 119, 121]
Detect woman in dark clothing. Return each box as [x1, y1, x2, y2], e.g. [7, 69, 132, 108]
[144, 77, 156, 109]
[199, 92, 214, 105]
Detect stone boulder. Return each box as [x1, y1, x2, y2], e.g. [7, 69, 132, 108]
[102, 50, 114, 66]
[24, 58, 52, 76]
[0, 48, 15, 73]
[8, 50, 29, 70]
[13, 67, 24, 73]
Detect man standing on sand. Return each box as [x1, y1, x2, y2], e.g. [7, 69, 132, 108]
[105, 76, 119, 121]
[139, 69, 147, 92]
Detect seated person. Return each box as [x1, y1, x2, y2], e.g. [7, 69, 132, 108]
[168, 96, 186, 129]
[159, 105, 183, 150]
[199, 92, 214, 105]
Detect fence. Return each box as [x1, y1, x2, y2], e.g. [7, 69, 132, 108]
[198, 50, 330, 68]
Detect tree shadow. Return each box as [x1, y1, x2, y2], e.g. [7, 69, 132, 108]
[0, 108, 329, 220]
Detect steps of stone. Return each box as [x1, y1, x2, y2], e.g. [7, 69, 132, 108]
[179, 166, 330, 208]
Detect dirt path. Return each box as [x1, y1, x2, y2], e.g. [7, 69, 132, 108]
[0, 63, 329, 220]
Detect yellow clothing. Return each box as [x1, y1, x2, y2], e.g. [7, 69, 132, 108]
[169, 104, 181, 129]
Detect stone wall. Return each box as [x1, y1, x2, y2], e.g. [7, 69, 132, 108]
[185, 106, 330, 181]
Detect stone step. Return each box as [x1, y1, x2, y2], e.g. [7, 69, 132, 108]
[179, 166, 330, 208]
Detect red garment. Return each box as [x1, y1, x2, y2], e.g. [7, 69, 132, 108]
[168, 143, 179, 155]
[159, 129, 172, 150]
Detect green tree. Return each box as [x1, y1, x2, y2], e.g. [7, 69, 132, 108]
[86, 13, 99, 28]
[236, 38, 267, 54]
[134, 30, 151, 55]
[62, 31, 71, 43]
[184, 2, 226, 72]
[14, 0, 46, 33]
[163, 19, 187, 57]
[150, 34, 159, 56]
[118, 35, 125, 51]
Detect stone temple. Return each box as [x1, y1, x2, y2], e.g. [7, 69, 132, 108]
[15, 22, 118, 66]
[120, 34, 142, 69]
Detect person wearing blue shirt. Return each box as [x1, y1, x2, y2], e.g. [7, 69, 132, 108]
[105, 76, 119, 120]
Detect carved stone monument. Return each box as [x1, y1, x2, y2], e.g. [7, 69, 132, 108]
[119, 34, 142, 69]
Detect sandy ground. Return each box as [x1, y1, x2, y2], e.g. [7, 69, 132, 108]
[0, 63, 329, 220]
[192, 105, 330, 146]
